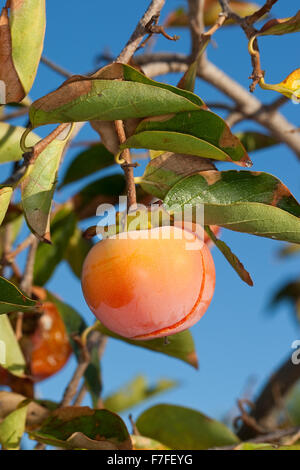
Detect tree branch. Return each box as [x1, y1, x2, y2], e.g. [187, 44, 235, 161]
[139, 54, 300, 159]
[238, 354, 300, 440]
[116, 0, 166, 63]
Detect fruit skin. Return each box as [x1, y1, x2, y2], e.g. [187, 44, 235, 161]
[174, 221, 220, 247]
[81, 226, 215, 340]
[22, 302, 72, 382]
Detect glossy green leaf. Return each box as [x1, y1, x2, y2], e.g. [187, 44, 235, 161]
[72, 174, 126, 220]
[0, 276, 37, 315]
[235, 131, 278, 153]
[21, 128, 73, 242]
[64, 226, 93, 279]
[29, 407, 132, 450]
[28, 63, 203, 128]
[103, 375, 177, 413]
[131, 435, 170, 450]
[60, 144, 115, 187]
[257, 10, 300, 36]
[204, 225, 253, 286]
[123, 110, 251, 166]
[163, 170, 300, 244]
[0, 401, 28, 450]
[0, 186, 13, 226]
[0, 314, 26, 376]
[139, 152, 216, 200]
[0, 123, 39, 163]
[10, 0, 46, 94]
[136, 404, 239, 450]
[95, 322, 198, 369]
[33, 207, 77, 286]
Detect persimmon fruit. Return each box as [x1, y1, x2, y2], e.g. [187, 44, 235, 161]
[27, 302, 72, 381]
[81, 226, 215, 340]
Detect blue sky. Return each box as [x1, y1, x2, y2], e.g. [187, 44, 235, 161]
[2, 0, 300, 435]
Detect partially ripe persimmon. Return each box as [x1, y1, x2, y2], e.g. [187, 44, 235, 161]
[81, 226, 215, 340]
[24, 302, 72, 381]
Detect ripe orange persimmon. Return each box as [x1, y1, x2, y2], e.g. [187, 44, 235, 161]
[25, 302, 72, 381]
[81, 226, 215, 340]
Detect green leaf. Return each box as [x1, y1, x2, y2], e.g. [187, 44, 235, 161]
[257, 10, 300, 36]
[123, 110, 251, 166]
[163, 170, 300, 244]
[0, 123, 39, 163]
[204, 225, 253, 286]
[29, 63, 203, 128]
[103, 375, 177, 413]
[0, 276, 37, 315]
[0, 401, 28, 449]
[177, 61, 197, 92]
[138, 152, 216, 200]
[10, 0, 46, 94]
[64, 226, 93, 279]
[235, 131, 278, 153]
[60, 143, 115, 187]
[21, 128, 73, 242]
[95, 322, 198, 369]
[0, 186, 13, 226]
[131, 435, 170, 450]
[136, 404, 239, 450]
[33, 207, 77, 286]
[29, 407, 132, 450]
[0, 314, 26, 376]
[72, 174, 126, 220]
[236, 442, 300, 450]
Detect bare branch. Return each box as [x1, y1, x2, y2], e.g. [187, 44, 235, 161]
[41, 56, 72, 79]
[116, 0, 166, 63]
[238, 354, 300, 440]
[139, 54, 300, 159]
[187, 0, 206, 59]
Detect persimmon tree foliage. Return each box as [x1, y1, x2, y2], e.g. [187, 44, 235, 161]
[0, 0, 300, 451]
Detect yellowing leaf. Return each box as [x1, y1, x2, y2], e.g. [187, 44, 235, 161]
[0, 401, 28, 450]
[258, 10, 300, 36]
[0, 186, 13, 226]
[21, 126, 74, 242]
[259, 69, 300, 101]
[0, 123, 39, 163]
[9, 0, 46, 95]
[0, 6, 24, 104]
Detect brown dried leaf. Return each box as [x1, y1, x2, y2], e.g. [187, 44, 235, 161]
[0, 7, 24, 104]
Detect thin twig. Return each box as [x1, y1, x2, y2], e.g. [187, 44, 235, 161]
[218, 0, 279, 91]
[238, 353, 300, 440]
[40, 56, 72, 79]
[114, 120, 137, 210]
[6, 233, 36, 261]
[15, 237, 39, 340]
[0, 107, 29, 122]
[116, 0, 166, 63]
[61, 341, 90, 407]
